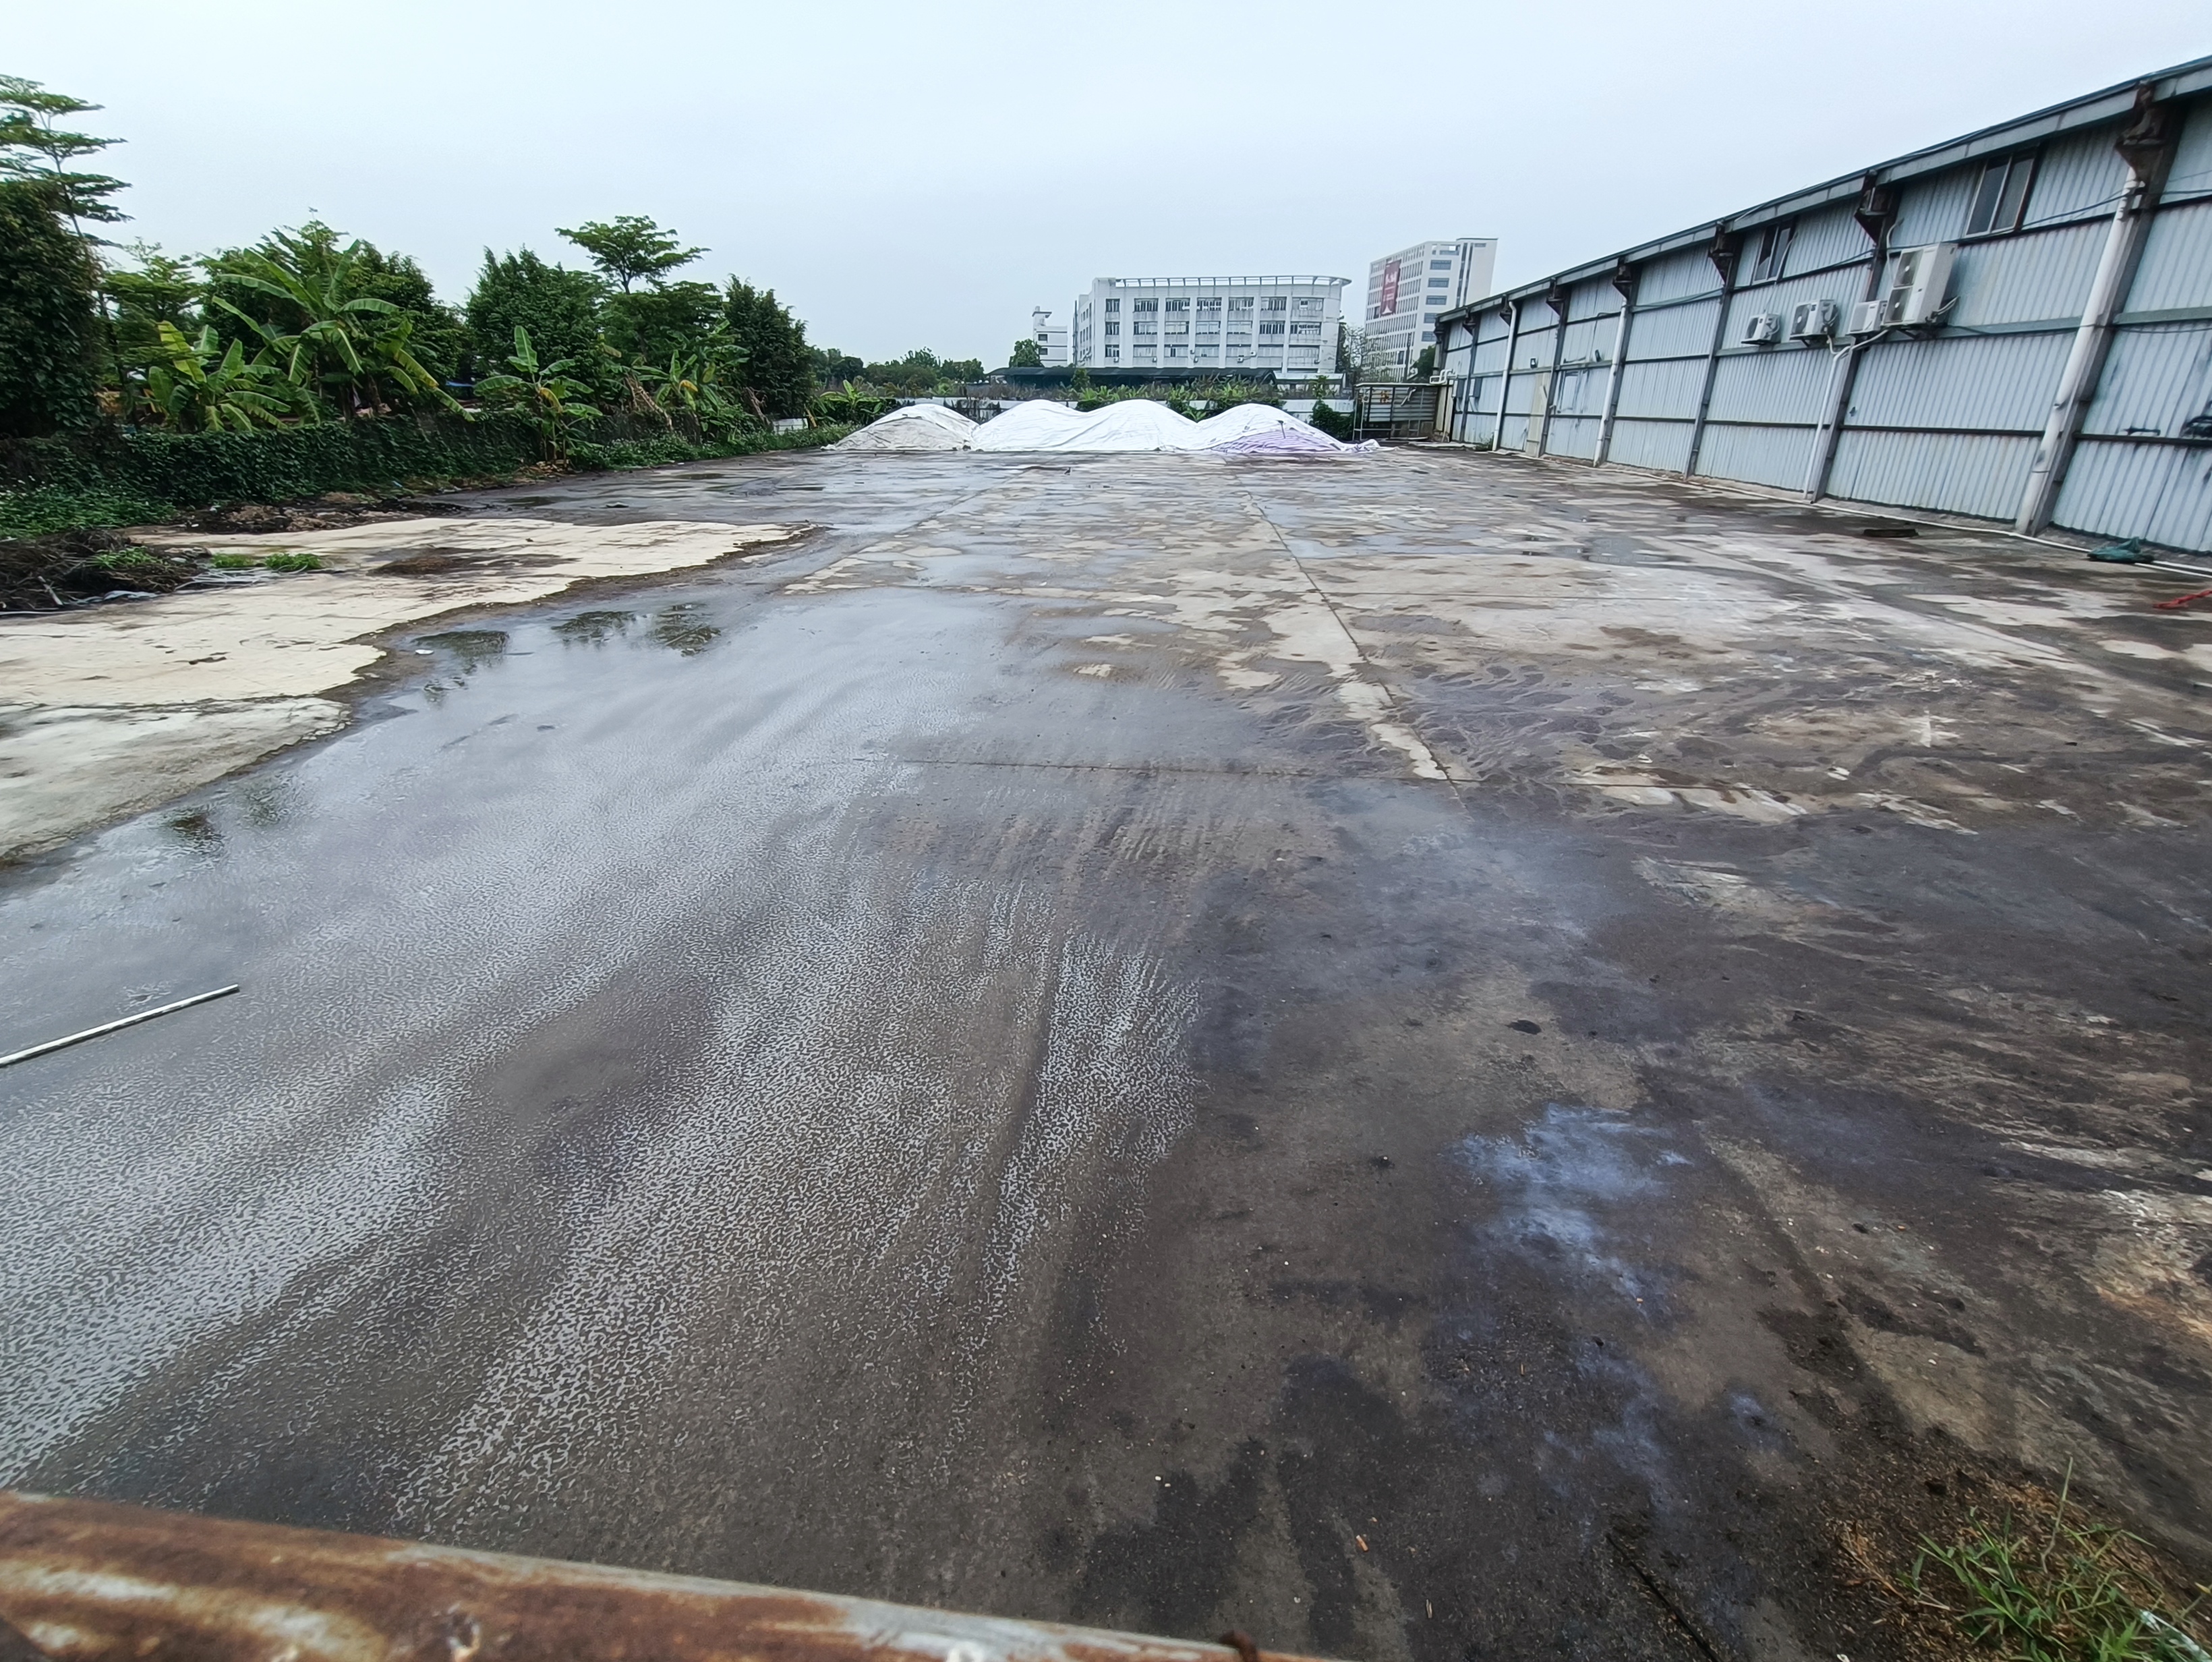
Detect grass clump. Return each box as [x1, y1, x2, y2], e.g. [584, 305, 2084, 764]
[1907, 1470, 2208, 1661]
[206, 550, 320, 573]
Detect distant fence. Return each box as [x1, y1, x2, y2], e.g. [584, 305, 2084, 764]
[1356, 382, 1443, 440]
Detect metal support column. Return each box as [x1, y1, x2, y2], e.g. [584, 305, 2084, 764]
[1534, 285, 1569, 458]
[1803, 176, 1894, 502]
[1593, 261, 1638, 467]
[1683, 225, 1738, 479]
[2015, 86, 2175, 534]
[1490, 301, 1521, 450]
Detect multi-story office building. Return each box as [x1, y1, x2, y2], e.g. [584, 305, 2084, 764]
[1070, 277, 1349, 376]
[1025, 308, 1071, 367]
[1363, 239, 1498, 372]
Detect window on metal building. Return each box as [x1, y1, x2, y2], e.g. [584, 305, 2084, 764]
[1747, 221, 1794, 284]
[1964, 154, 2037, 237]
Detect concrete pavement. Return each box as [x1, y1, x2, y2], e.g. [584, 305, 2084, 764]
[2, 447, 2206, 1660]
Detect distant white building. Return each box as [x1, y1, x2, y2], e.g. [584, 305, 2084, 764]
[1026, 307, 1070, 367]
[1364, 239, 1497, 372]
[1070, 277, 1349, 376]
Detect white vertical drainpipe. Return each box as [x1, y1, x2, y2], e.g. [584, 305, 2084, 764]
[1594, 262, 1637, 467]
[2015, 86, 2175, 535]
[1535, 285, 1569, 458]
[1683, 227, 1738, 479]
[1803, 176, 1895, 503]
[1492, 302, 1521, 450]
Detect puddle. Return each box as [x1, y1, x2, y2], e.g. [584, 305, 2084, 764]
[647, 604, 721, 657]
[554, 610, 637, 647]
[413, 630, 511, 672]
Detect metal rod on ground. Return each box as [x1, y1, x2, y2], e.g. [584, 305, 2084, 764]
[0, 986, 240, 1069]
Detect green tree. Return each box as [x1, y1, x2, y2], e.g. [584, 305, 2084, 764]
[557, 216, 703, 293]
[1010, 337, 1043, 368]
[105, 241, 202, 368]
[475, 325, 601, 457]
[604, 279, 724, 367]
[0, 180, 100, 435]
[208, 223, 466, 391]
[637, 331, 750, 431]
[0, 76, 126, 229]
[724, 279, 813, 418]
[1, 77, 127, 406]
[140, 321, 297, 431]
[854, 349, 985, 394]
[813, 346, 864, 386]
[465, 249, 604, 384]
[1412, 345, 1436, 380]
[207, 225, 454, 417]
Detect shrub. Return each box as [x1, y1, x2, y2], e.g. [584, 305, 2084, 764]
[1308, 399, 1357, 440]
[813, 390, 898, 426]
[0, 411, 850, 538]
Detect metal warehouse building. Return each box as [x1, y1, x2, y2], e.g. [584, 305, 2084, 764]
[1435, 56, 2212, 552]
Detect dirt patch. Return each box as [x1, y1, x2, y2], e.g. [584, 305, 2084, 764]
[0, 529, 202, 612]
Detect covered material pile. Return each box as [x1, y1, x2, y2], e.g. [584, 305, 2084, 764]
[834, 399, 1374, 455]
[830, 404, 979, 452]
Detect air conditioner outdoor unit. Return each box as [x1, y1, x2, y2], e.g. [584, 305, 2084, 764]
[1849, 300, 1886, 336]
[1789, 299, 1839, 341]
[1875, 242, 1958, 327]
[1740, 312, 1782, 346]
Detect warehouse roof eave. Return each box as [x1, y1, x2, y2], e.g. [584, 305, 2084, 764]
[1436, 52, 2212, 324]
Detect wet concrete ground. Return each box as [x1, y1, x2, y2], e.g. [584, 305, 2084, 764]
[2, 449, 2208, 1660]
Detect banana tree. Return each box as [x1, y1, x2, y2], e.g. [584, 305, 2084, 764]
[210, 235, 456, 418]
[140, 322, 301, 431]
[474, 326, 601, 457]
[636, 331, 751, 433]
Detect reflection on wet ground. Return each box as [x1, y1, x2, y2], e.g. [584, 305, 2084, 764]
[1, 448, 2207, 1661]
[553, 610, 636, 646]
[413, 630, 511, 671]
[647, 602, 720, 656]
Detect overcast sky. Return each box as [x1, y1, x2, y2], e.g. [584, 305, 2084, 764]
[11, 3, 2208, 364]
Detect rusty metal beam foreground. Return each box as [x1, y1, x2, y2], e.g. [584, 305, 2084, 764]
[0, 1493, 1337, 1662]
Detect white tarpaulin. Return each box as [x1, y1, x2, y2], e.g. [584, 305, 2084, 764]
[840, 399, 1373, 455]
[831, 403, 979, 451]
[964, 401, 1093, 451]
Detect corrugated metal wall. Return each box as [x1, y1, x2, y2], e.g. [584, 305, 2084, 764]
[1430, 77, 2212, 552]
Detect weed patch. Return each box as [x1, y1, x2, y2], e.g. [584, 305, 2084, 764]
[1865, 1470, 2211, 1661]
